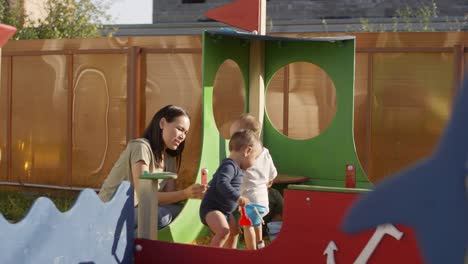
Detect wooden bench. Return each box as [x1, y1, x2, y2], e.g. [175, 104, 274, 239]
[273, 174, 310, 194]
[274, 174, 310, 185]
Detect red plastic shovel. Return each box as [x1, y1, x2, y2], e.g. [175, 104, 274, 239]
[239, 206, 252, 226]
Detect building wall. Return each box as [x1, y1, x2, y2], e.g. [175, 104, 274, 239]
[10, 0, 47, 26]
[153, 0, 468, 23]
[23, 0, 47, 25]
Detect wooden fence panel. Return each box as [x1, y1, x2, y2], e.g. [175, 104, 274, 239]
[71, 54, 128, 188]
[10, 55, 68, 186]
[0, 32, 466, 189]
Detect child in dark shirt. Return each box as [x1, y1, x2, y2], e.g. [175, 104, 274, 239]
[200, 130, 262, 247]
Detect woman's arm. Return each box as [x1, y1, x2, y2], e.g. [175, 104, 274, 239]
[132, 160, 206, 205]
[158, 182, 206, 205]
[132, 160, 188, 205]
[131, 160, 184, 205]
[131, 160, 149, 201]
[157, 190, 188, 205]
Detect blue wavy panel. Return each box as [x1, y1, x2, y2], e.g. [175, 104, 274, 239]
[0, 181, 134, 264]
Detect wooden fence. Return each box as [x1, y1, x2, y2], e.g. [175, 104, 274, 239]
[0, 32, 466, 190]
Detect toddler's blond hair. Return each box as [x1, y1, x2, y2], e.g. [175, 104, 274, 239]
[233, 114, 261, 138]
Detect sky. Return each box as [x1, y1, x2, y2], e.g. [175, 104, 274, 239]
[106, 0, 153, 25]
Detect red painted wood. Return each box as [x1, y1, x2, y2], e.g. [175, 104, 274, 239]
[204, 0, 260, 32]
[135, 189, 423, 263]
[0, 24, 16, 47]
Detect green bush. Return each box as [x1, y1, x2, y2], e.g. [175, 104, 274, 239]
[0, 0, 114, 40]
[343, 0, 467, 32]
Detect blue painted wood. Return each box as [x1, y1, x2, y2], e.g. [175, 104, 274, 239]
[342, 76, 468, 264]
[0, 181, 134, 264]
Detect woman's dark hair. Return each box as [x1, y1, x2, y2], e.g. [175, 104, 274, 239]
[142, 105, 190, 170]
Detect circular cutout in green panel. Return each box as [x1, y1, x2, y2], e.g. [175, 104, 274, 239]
[266, 62, 336, 140]
[213, 59, 246, 139]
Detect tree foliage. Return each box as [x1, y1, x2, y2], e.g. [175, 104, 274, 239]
[0, 0, 112, 39]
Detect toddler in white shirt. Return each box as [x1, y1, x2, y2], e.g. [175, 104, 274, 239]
[229, 114, 277, 250]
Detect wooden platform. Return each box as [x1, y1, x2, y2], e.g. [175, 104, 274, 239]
[273, 174, 309, 185]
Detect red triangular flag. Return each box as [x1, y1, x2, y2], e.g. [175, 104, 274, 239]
[205, 0, 260, 32]
[0, 24, 16, 47]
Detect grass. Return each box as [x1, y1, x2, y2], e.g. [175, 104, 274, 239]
[0, 190, 76, 222]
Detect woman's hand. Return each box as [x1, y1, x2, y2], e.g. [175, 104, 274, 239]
[183, 183, 207, 199]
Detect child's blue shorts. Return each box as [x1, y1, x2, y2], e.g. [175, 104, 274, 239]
[245, 203, 267, 227]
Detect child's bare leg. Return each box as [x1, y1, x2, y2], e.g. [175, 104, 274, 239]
[254, 225, 263, 242]
[224, 216, 239, 248]
[254, 225, 265, 248]
[206, 211, 230, 247]
[243, 226, 256, 250]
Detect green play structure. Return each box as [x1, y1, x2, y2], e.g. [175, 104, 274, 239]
[262, 36, 371, 189]
[157, 30, 250, 243]
[157, 29, 371, 243]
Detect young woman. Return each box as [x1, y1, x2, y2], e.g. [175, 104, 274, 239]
[99, 105, 206, 229]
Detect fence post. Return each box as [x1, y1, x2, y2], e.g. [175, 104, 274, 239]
[127, 46, 142, 141]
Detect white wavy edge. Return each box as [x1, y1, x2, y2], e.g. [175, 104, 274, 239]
[0, 181, 132, 226]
